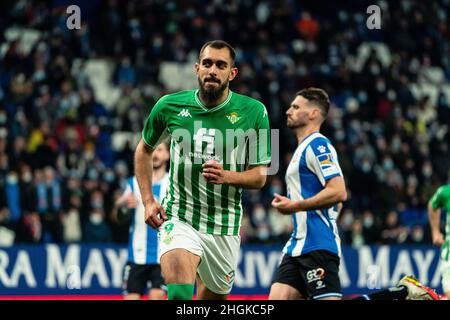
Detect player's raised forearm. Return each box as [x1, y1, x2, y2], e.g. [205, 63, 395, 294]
[134, 139, 155, 205]
[226, 165, 267, 189]
[296, 177, 347, 211]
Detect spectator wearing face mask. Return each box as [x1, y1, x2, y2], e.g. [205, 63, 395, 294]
[36, 166, 63, 242]
[252, 204, 271, 243]
[407, 225, 425, 245]
[337, 209, 355, 245]
[361, 210, 380, 244]
[82, 190, 112, 243]
[19, 165, 37, 213]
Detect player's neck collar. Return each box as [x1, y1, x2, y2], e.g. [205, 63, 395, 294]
[298, 130, 320, 145]
[194, 89, 233, 112]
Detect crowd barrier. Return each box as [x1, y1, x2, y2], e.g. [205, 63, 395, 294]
[0, 244, 444, 296]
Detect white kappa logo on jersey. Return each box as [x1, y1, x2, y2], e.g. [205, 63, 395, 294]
[317, 145, 327, 153]
[178, 109, 192, 117]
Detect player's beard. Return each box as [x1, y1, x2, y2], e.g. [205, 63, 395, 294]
[198, 77, 228, 105]
[287, 112, 310, 130]
[153, 158, 163, 170]
[286, 118, 299, 129]
[287, 117, 306, 130]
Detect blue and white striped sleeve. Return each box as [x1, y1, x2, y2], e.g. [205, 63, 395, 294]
[306, 138, 342, 183]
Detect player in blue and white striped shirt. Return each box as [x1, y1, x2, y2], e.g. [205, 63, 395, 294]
[269, 88, 347, 300]
[113, 142, 169, 300]
[268, 88, 440, 301]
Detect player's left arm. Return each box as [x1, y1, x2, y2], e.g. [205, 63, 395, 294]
[202, 162, 267, 189]
[428, 187, 444, 246]
[202, 102, 270, 189]
[272, 176, 346, 214]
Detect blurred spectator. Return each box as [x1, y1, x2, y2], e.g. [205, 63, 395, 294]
[4, 171, 21, 227]
[61, 206, 82, 243]
[115, 56, 136, 86]
[361, 210, 379, 244]
[407, 225, 425, 245]
[0, 185, 15, 245]
[16, 211, 42, 243]
[268, 206, 292, 243]
[36, 167, 63, 242]
[252, 204, 270, 243]
[81, 190, 112, 243]
[350, 218, 365, 248]
[296, 11, 320, 41]
[338, 208, 354, 244]
[381, 211, 409, 244]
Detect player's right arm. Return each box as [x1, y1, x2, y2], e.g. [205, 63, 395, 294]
[135, 97, 169, 228]
[135, 140, 167, 228]
[428, 187, 444, 246]
[272, 176, 347, 214]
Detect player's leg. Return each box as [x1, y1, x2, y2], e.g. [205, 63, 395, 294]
[158, 220, 203, 300]
[148, 288, 166, 300]
[352, 275, 439, 300]
[269, 283, 303, 300]
[160, 248, 200, 299]
[351, 286, 408, 300]
[196, 275, 228, 300]
[196, 233, 240, 300]
[442, 260, 450, 300]
[124, 293, 141, 300]
[123, 263, 146, 300]
[269, 254, 305, 300]
[147, 264, 167, 300]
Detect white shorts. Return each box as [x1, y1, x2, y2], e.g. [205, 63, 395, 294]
[441, 259, 450, 293]
[158, 219, 240, 295]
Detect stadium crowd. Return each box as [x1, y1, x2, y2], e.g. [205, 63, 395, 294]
[0, 0, 449, 247]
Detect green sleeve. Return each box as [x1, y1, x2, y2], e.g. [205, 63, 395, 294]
[142, 96, 170, 148]
[430, 187, 443, 209]
[248, 103, 271, 166]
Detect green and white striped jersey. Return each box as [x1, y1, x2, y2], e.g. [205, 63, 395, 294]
[142, 89, 271, 235]
[430, 184, 450, 262]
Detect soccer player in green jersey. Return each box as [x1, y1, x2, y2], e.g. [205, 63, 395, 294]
[134, 40, 271, 300]
[428, 184, 450, 299]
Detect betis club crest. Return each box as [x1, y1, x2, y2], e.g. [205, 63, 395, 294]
[226, 112, 241, 124]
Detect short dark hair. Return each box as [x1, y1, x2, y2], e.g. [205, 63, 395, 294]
[296, 87, 330, 119]
[199, 40, 236, 65]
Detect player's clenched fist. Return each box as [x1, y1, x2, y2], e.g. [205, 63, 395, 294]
[144, 200, 168, 228]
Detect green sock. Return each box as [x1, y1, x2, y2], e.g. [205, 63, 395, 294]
[167, 284, 194, 300]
